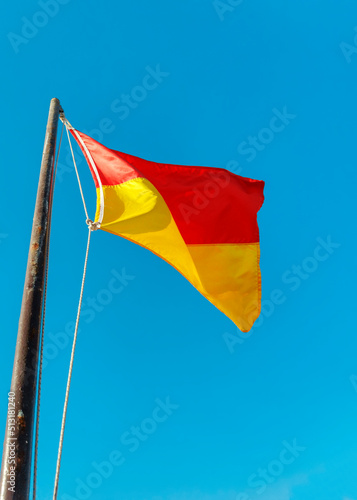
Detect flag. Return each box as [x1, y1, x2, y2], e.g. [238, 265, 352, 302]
[70, 129, 264, 331]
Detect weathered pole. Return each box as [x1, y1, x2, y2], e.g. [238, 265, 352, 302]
[0, 98, 61, 499]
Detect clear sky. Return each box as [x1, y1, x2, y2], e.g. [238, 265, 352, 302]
[1, 1, 357, 499]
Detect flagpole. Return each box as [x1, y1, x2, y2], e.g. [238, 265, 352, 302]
[0, 98, 61, 500]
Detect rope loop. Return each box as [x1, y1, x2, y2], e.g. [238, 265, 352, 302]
[86, 219, 101, 231]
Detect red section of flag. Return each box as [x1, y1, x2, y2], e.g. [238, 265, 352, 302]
[72, 130, 264, 245]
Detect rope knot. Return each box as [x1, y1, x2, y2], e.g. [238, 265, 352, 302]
[86, 219, 100, 231]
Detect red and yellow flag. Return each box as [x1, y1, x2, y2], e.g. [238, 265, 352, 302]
[71, 129, 264, 332]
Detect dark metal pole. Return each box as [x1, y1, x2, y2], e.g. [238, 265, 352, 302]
[0, 98, 61, 499]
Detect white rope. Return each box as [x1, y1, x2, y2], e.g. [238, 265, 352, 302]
[71, 128, 105, 226]
[33, 122, 64, 500]
[65, 124, 89, 221]
[52, 225, 92, 500]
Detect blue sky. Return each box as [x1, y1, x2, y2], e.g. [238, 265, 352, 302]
[1, 1, 357, 499]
